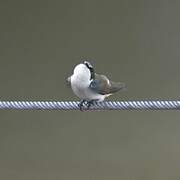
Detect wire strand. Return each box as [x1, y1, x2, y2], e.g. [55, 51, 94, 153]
[0, 101, 180, 110]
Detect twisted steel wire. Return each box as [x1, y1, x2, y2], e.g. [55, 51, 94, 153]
[0, 101, 180, 110]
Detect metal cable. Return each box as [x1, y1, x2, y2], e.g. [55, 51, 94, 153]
[0, 101, 180, 110]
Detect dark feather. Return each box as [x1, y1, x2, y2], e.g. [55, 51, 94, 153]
[89, 73, 126, 95]
[83, 61, 95, 79]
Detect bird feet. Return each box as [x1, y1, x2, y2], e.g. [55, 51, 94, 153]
[78, 100, 97, 111]
[78, 100, 86, 111]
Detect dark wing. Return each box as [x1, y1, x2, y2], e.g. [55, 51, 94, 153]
[89, 73, 126, 95]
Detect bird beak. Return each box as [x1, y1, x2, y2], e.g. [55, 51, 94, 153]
[66, 76, 71, 86]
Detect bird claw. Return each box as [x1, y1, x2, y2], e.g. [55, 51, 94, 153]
[78, 100, 86, 111]
[86, 100, 96, 108]
[78, 100, 97, 111]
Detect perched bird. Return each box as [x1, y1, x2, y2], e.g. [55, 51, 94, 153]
[67, 61, 126, 110]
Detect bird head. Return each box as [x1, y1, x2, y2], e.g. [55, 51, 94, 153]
[83, 61, 95, 79]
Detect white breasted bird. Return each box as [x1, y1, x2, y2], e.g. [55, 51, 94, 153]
[67, 61, 126, 110]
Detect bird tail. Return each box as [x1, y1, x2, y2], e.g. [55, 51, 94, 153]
[109, 81, 126, 94]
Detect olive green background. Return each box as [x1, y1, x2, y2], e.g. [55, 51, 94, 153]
[0, 0, 180, 179]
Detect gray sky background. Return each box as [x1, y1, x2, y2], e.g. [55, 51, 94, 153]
[0, 0, 180, 179]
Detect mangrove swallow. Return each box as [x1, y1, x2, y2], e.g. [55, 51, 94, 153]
[67, 61, 126, 110]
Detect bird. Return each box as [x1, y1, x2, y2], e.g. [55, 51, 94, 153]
[67, 61, 126, 110]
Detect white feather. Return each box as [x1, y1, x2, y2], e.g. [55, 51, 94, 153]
[70, 64, 106, 101]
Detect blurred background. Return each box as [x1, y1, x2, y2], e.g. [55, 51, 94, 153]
[0, 0, 180, 179]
